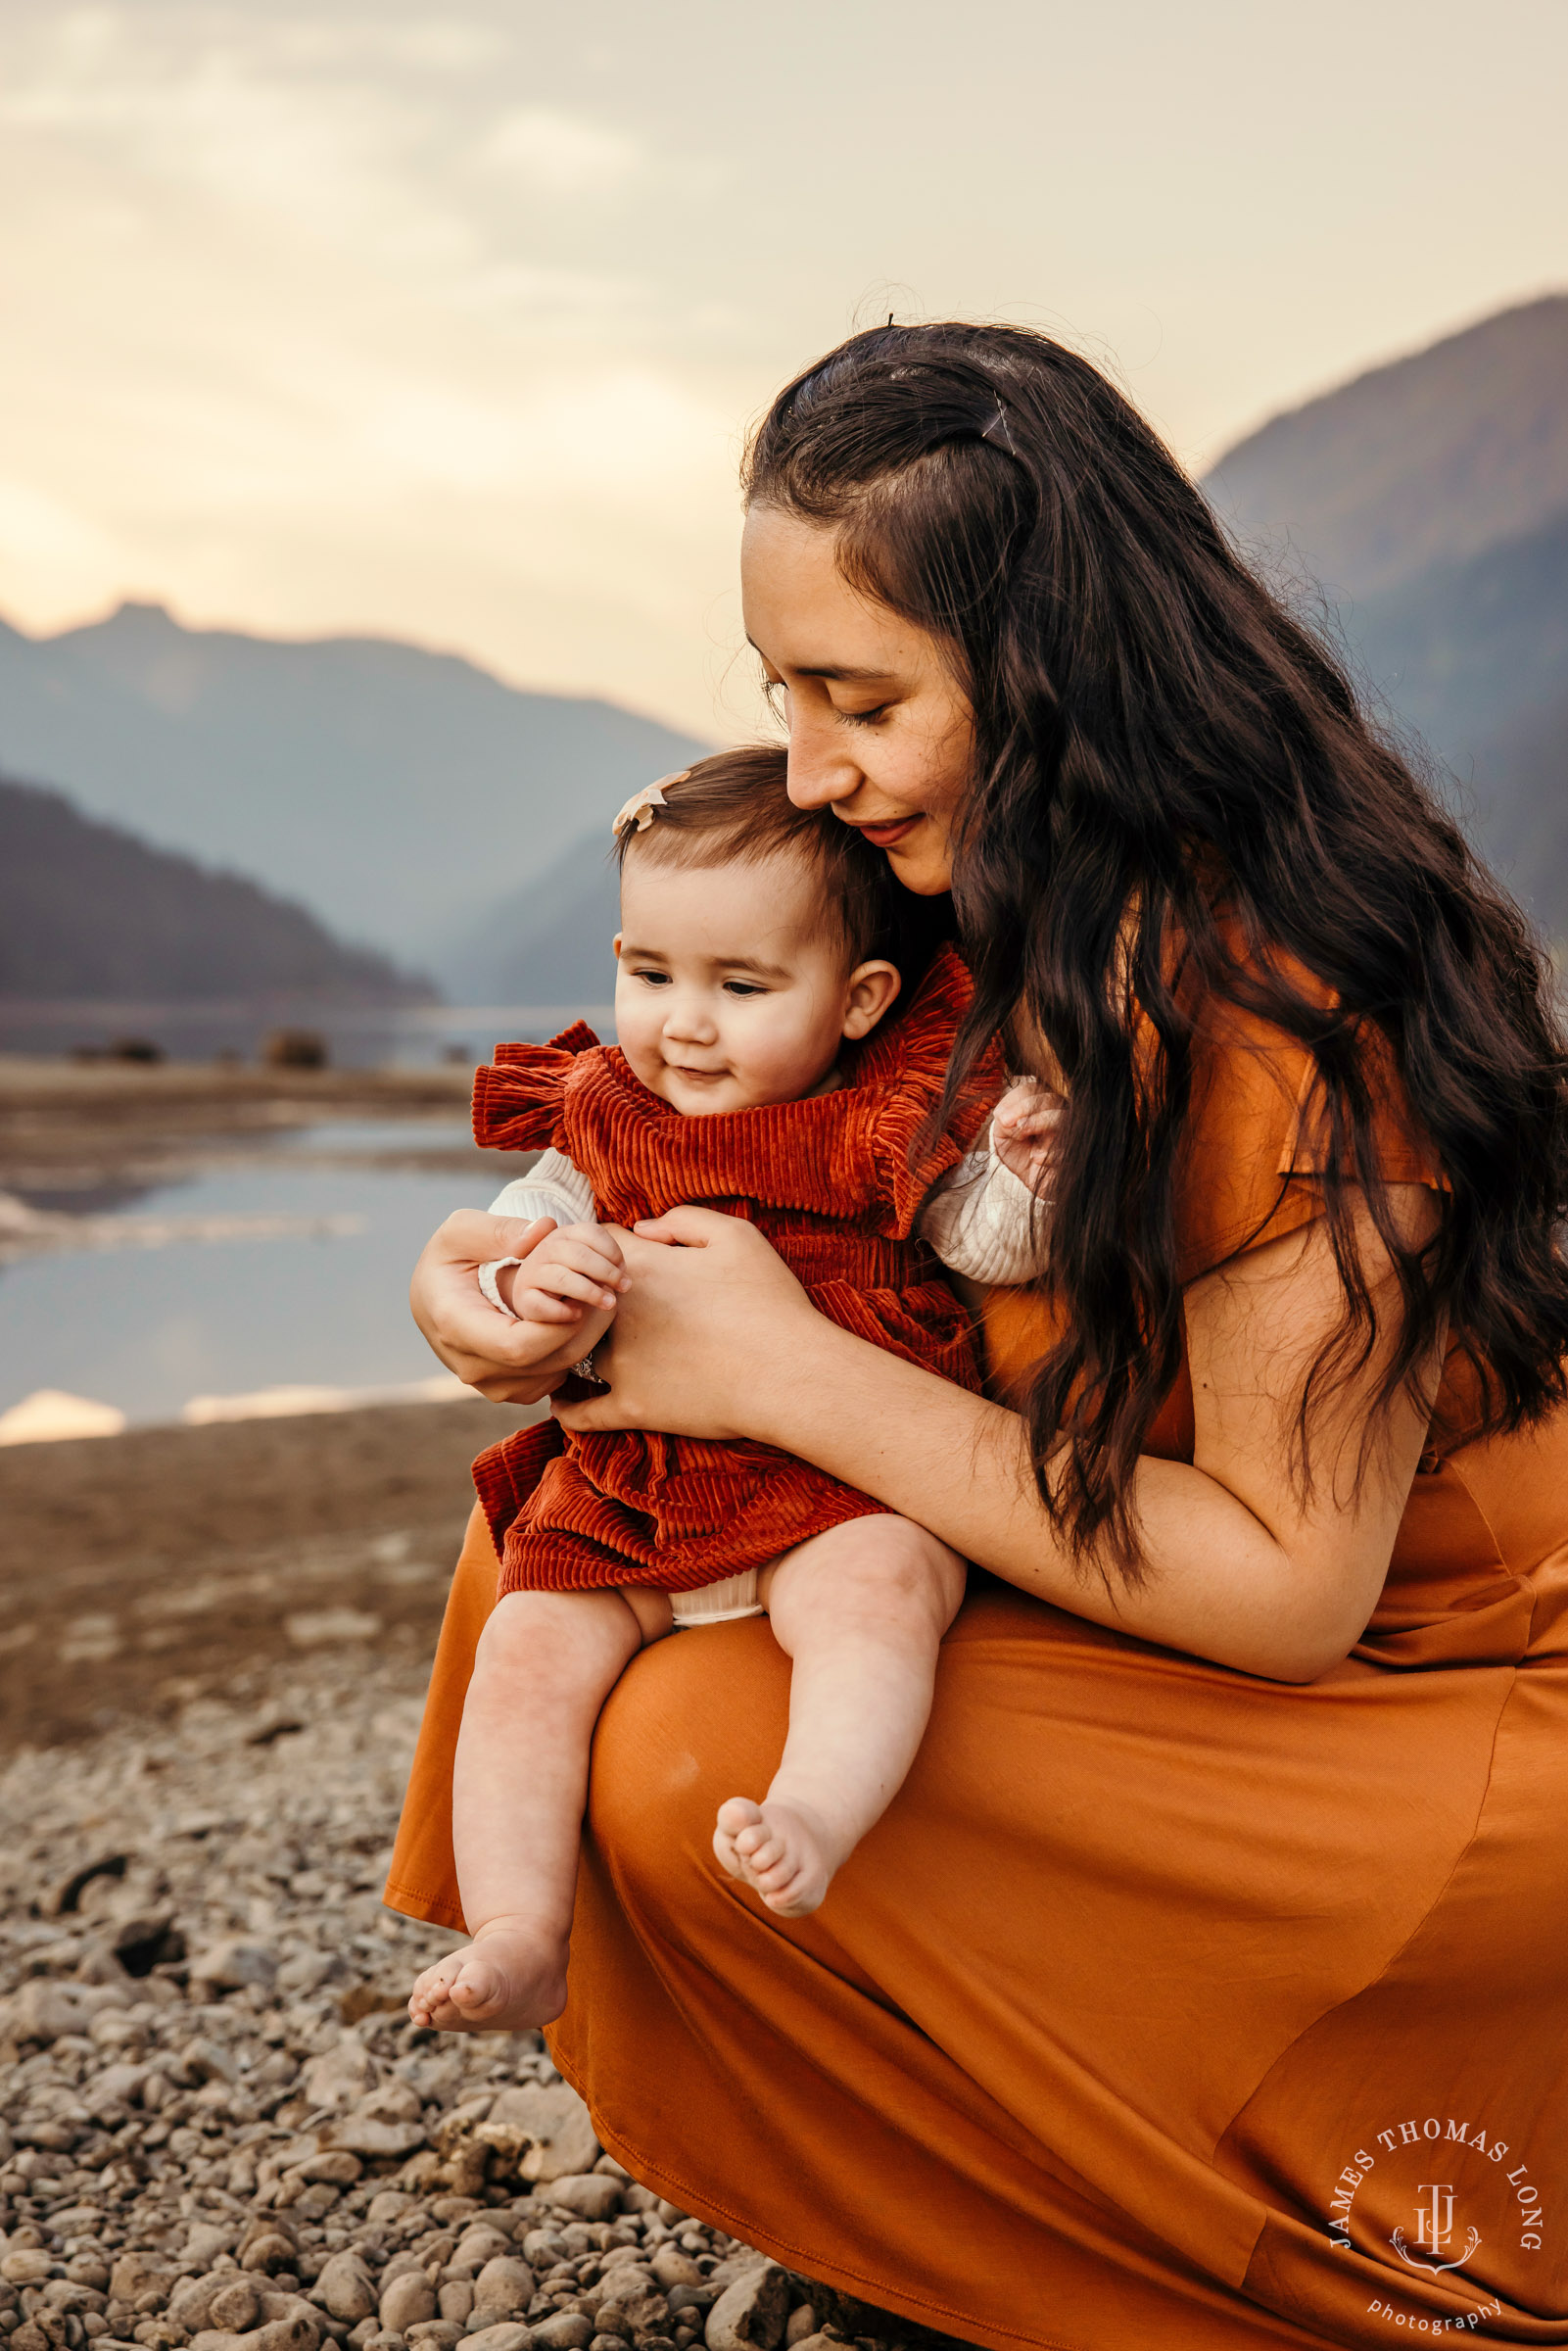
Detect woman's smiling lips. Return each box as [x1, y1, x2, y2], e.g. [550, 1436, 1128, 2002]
[847, 814, 922, 848]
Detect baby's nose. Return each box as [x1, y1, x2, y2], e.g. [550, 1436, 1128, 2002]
[664, 998, 718, 1041]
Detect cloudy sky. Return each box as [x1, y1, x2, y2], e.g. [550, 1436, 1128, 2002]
[1, 0, 1564, 736]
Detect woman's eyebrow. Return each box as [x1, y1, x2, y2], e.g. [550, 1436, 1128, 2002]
[744, 637, 891, 685]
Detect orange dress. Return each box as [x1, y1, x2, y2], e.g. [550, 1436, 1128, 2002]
[386, 980, 1568, 2350]
[468, 946, 996, 1596]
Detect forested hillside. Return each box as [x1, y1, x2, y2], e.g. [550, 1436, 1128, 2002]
[0, 775, 431, 1002]
[0, 603, 707, 989]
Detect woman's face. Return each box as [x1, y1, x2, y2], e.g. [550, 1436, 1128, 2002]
[740, 504, 974, 897]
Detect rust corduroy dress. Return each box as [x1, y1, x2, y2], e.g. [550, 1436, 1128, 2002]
[387, 972, 1568, 2351]
[469, 944, 999, 1597]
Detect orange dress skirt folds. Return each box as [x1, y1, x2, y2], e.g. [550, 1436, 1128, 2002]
[387, 974, 1568, 2351]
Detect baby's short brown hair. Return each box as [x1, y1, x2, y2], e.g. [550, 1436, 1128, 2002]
[614, 744, 894, 967]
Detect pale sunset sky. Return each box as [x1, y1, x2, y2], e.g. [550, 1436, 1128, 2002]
[1, 0, 1564, 737]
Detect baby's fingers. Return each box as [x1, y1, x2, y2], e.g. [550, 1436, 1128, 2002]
[524, 1264, 621, 1313]
[534, 1234, 628, 1304]
[555, 1221, 627, 1272]
[1001, 1107, 1061, 1140]
[510, 1288, 588, 1326]
[552, 1227, 629, 1287]
[994, 1082, 1062, 1135]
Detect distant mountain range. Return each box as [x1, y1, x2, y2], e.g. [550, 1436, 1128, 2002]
[1204, 293, 1568, 940]
[437, 828, 623, 1007]
[0, 602, 707, 995]
[2, 291, 1563, 1014]
[0, 774, 428, 1004]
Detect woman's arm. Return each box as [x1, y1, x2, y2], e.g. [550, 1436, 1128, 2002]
[558, 1188, 1442, 1682]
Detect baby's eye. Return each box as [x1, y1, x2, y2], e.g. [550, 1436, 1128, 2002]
[723, 981, 766, 997]
[634, 968, 672, 987]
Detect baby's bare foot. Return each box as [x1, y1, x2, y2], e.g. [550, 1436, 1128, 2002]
[712, 1795, 843, 1917]
[406, 1919, 567, 2034]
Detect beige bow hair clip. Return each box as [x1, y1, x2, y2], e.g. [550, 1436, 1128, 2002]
[611, 771, 690, 840]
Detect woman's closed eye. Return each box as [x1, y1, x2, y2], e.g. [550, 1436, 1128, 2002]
[836, 702, 891, 728]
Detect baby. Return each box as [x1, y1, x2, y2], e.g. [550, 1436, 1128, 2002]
[409, 746, 1055, 2036]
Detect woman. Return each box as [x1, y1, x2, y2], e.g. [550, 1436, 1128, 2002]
[388, 325, 1568, 2349]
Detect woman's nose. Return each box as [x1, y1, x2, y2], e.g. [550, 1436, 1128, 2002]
[786, 711, 861, 811]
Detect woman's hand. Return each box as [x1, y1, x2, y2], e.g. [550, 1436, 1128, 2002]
[555, 1208, 818, 1443]
[409, 1211, 619, 1404]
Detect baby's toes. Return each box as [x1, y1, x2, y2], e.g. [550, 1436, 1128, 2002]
[711, 1824, 744, 1878]
[714, 1797, 765, 1868]
[449, 1956, 503, 2013]
[409, 1956, 458, 2011]
[764, 1874, 825, 1919]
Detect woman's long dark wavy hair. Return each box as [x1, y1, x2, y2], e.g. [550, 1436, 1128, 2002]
[744, 322, 1568, 1581]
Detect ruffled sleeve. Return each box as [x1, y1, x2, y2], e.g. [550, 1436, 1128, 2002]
[855, 945, 1009, 1235]
[471, 1022, 600, 1154]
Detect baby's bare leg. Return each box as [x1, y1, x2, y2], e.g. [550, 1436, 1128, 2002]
[408, 1583, 671, 2034]
[713, 1518, 966, 1917]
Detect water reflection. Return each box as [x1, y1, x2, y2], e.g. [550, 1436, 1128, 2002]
[0, 1001, 615, 1069]
[0, 1117, 506, 1424]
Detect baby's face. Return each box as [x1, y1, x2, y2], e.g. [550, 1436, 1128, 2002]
[614, 846, 889, 1115]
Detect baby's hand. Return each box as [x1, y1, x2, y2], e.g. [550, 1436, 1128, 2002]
[496, 1222, 627, 1355]
[991, 1080, 1064, 1192]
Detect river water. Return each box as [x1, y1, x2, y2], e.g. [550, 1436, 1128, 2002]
[0, 1001, 615, 1068]
[0, 1117, 507, 1426]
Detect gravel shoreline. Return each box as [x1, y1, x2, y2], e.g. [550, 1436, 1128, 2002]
[0, 1647, 971, 2351]
[0, 1404, 535, 1754]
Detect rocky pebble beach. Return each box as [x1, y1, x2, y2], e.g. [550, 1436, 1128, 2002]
[0, 1645, 969, 2351]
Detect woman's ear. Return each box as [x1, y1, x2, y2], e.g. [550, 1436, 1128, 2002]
[841, 960, 902, 1040]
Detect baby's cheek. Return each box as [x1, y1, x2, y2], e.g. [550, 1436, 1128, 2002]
[744, 1021, 833, 1104]
[619, 1027, 670, 1100]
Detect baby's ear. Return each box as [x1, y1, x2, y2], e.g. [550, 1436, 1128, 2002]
[612, 933, 623, 959]
[841, 959, 902, 1040]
